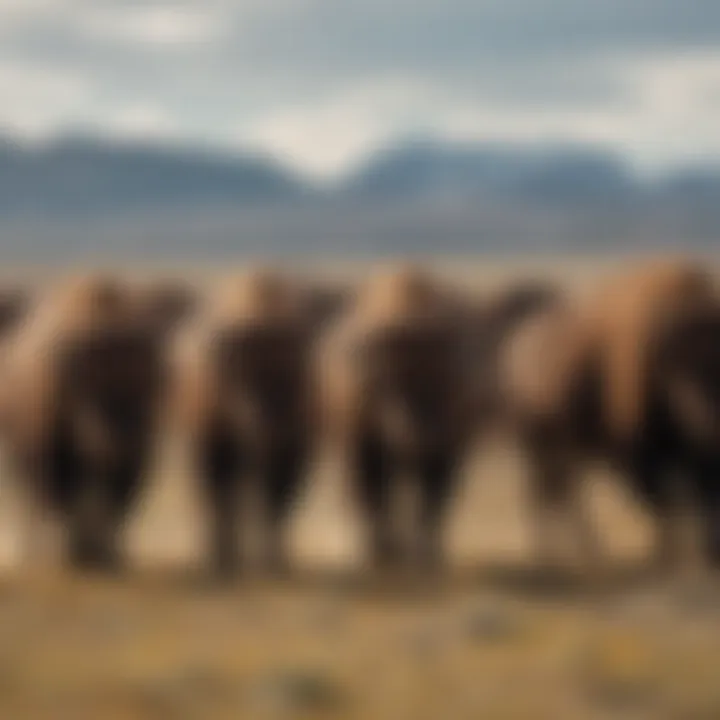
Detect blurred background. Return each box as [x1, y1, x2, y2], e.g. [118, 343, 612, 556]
[0, 0, 718, 263]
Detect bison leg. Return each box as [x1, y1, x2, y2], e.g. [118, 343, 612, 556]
[29, 437, 99, 572]
[67, 453, 146, 574]
[67, 467, 120, 573]
[566, 469, 604, 585]
[57, 446, 114, 573]
[354, 436, 398, 571]
[10, 453, 60, 570]
[689, 455, 720, 570]
[632, 452, 684, 575]
[525, 441, 570, 576]
[17, 489, 60, 571]
[653, 507, 682, 575]
[68, 502, 107, 570]
[99, 450, 149, 573]
[417, 451, 458, 574]
[703, 488, 720, 570]
[525, 440, 602, 582]
[201, 434, 242, 578]
[265, 445, 308, 576]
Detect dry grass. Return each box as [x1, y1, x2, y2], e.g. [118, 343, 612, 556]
[0, 439, 718, 720]
[0, 258, 718, 719]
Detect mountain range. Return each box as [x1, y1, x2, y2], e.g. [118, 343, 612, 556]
[0, 134, 717, 259]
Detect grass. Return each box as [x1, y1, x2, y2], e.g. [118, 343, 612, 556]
[0, 438, 717, 719]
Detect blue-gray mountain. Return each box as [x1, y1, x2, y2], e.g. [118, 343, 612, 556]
[343, 138, 640, 203]
[0, 136, 309, 217]
[0, 134, 717, 259]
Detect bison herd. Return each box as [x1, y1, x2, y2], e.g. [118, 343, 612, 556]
[0, 257, 718, 585]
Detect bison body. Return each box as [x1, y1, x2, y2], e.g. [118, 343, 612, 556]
[175, 269, 347, 577]
[498, 259, 720, 575]
[320, 265, 484, 572]
[0, 274, 171, 571]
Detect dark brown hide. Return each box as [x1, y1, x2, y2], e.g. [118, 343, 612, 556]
[2, 274, 168, 572]
[322, 265, 480, 573]
[178, 270, 349, 578]
[498, 259, 720, 577]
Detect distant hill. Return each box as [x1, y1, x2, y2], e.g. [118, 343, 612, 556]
[0, 136, 308, 217]
[0, 133, 717, 259]
[0, 133, 718, 212]
[342, 138, 638, 203]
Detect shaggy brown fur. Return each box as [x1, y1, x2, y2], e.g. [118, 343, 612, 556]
[320, 264, 482, 573]
[472, 279, 564, 428]
[0, 273, 170, 572]
[497, 258, 720, 577]
[173, 269, 348, 577]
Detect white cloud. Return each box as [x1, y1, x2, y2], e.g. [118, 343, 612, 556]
[76, 5, 229, 47]
[0, 59, 90, 139]
[238, 49, 720, 177]
[0, 1, 716, 175]
[241, 79, 436, 176]
[438, 50, 720, 171]
[100, 103, 179, 140]
[0, 0, 66, 15]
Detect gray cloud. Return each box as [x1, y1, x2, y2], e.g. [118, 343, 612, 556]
[219, 0, 720, 74]
[0, 0, 717, 173]
[5, 0, 719, 85]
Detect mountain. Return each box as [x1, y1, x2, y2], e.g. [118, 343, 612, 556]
[654, 166, 720, 203]
[0, 133, 716, 259]
[0, 136, 309, 217]
[342, 137, 637, 204]
[0, 133, 716, 215]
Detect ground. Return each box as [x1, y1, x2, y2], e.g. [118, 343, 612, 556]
[0, 258, 718, 719]
[0, 440, 718, 720]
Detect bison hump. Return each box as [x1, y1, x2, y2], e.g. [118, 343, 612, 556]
[589, 259, 715, 441]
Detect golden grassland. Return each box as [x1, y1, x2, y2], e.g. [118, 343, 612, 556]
[0, 258, 718, 719]
[0, 440, 718, 720]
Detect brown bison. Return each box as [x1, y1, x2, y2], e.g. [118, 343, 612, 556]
[319, 264, 485, 573]
[497, 259, 720, 577]
[0, 273, 173, 572]
[173, 269, 349, 577]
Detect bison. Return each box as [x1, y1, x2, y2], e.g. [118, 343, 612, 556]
[496, 258, 720, 578]
[319, 264, 486, 574]
[0, 273, 174, 572]
[173, 269, 349, 578]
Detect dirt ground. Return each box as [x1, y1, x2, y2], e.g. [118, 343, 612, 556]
[0, 258, 718, 719]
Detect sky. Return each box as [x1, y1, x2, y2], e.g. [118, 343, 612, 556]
[0, 0, 719, 178]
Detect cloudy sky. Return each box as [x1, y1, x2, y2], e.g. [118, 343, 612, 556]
[1, 0, 719, 177]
